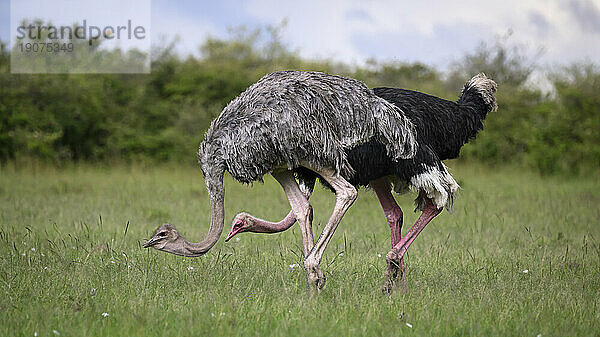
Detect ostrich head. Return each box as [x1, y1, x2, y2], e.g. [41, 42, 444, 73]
[143, 223, 190, 256]
[225, 213, 253, 241]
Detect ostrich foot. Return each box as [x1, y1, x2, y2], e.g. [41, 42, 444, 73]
[382, 250, 406, 293]
[306, 268, 326, 294]
[304, 258, 326, 293]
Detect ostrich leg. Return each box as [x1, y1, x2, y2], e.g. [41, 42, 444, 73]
[303, 168, 357, 292]
[369, 178, 406, 287]
[383, 196, 442, 293]
[271, 171, 316, 258]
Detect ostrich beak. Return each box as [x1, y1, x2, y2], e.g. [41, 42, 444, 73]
[225, 225, 243, 242]
[143, 237, 159, 248]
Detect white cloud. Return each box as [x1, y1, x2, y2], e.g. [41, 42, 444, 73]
[241, 0, 600, 67]
[10, 0, 595, 66]
[10, 0, 151, 51]
[245, 0, 366, 63]
[151, 1, 217, 57]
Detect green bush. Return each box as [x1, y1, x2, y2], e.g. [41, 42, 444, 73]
[0, 27, 598, 175]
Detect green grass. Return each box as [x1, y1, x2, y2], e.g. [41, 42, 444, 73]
[1, 163, 599, 336]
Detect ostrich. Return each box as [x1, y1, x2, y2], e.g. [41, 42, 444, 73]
[143, 70, 497, 292]
[224, 73, 497, 289]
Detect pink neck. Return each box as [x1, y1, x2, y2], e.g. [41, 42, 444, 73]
[250, 210, 297, 233]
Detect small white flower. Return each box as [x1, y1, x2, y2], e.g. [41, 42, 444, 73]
[406, 323, 413, 328]
[220, 312, 225, 316]
[289, 263, 299, 268]
[34, 332, 38, 337]
[377, 253, 382, 258]
[101, 312, 109, 317]
[210, 313, 215, 317]
[43, 266, 48, 270]
[523, 269, 529, 273]
[53, 330, 60, 335]
[110, 260, 116, 264]
[235, 237, 240, 242]
[187, 266, 194, 271]
[21, 253, 26, 256]
[41, 253, 45, 257]
[537, 334, 542, 337]
[31, 247, 36, 251]
[338, 252, 344, 257]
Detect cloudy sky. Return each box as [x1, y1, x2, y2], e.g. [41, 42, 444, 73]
[2, 0, 599, 68]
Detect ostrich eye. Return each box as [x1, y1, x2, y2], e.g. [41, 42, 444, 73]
[157, 231, 167, 237]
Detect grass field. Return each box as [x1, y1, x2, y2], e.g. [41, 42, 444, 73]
[1, 163, 599, 336]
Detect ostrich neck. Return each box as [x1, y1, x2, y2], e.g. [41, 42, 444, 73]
[247, 182, 313, 234]
[171, 162, 226, 257]
[179, 194, 225, 256]
[251, 211, 297, 233]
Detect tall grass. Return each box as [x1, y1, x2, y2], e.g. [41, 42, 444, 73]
[1, 163, 599, 336]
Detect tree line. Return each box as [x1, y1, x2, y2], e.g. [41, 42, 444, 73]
[1, 26, 598, 175]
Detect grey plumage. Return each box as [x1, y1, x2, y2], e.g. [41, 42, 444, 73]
[198, 71, 417, 191]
